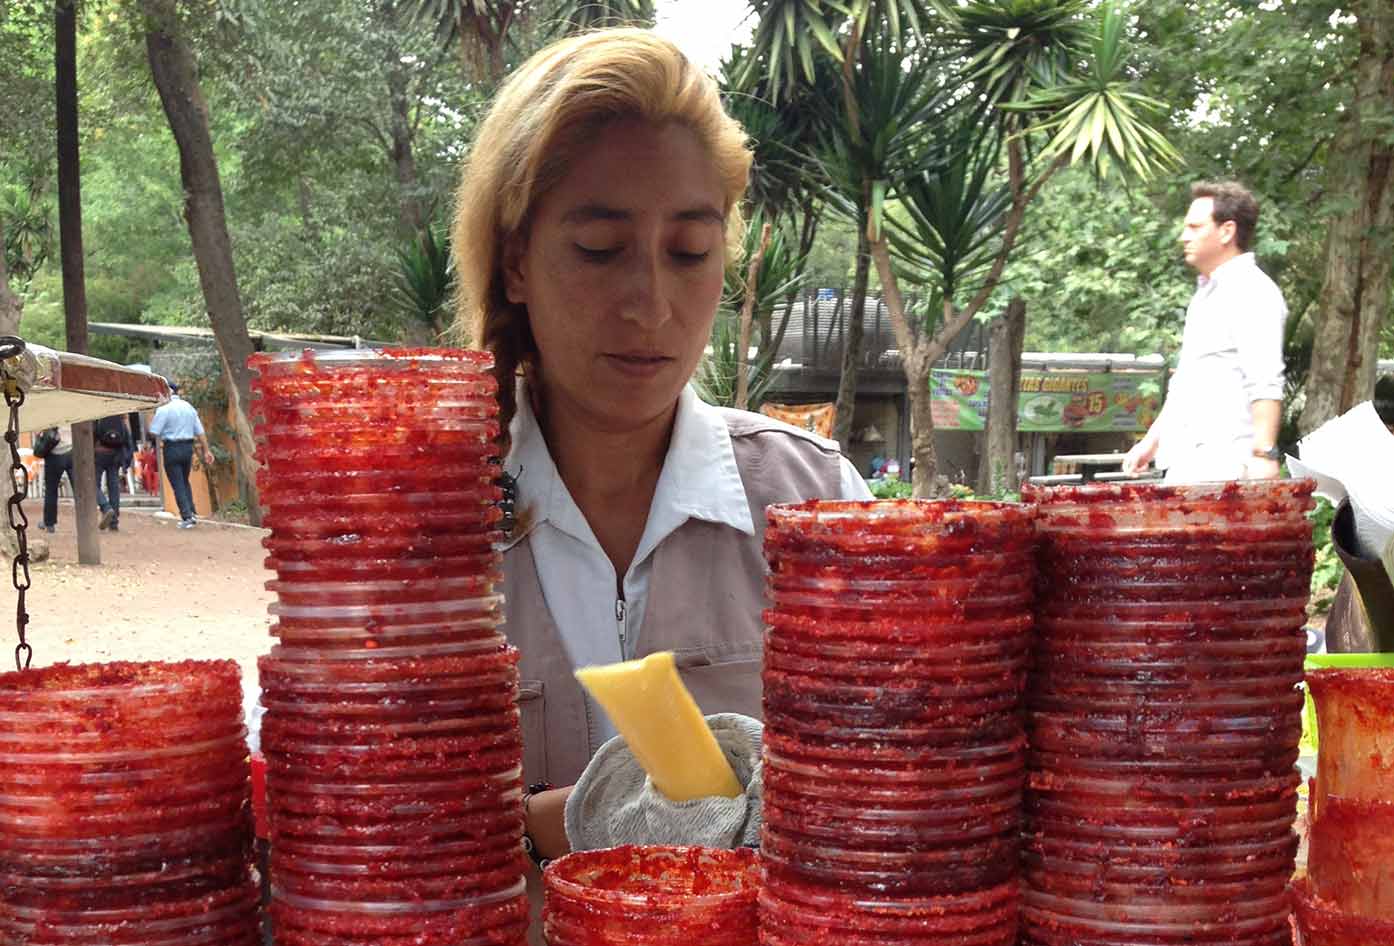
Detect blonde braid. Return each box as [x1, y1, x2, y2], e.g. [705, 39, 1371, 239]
[475, 300, 535, 463]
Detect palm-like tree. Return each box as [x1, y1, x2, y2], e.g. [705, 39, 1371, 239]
[549, 0, 656, 34]
[744, 0, 954, 448]
[414, 0, 521, 81]
[414, 0, 656, 82]
[745, 0, 1179, 494]
[721, 44, 839, 390]
[739, 0, 936, 102]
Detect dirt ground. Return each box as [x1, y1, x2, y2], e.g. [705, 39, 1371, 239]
[11, 500, 274, 688]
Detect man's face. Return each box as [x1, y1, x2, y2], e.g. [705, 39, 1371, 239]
[1179, 197, 1235, 276]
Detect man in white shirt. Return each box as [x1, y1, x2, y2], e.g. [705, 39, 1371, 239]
[1123, 180, 1286, 482]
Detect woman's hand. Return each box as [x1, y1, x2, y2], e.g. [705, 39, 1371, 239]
[526, 785, 574, 860]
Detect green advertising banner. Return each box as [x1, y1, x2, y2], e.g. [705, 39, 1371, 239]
[929, 369, 1164, 433]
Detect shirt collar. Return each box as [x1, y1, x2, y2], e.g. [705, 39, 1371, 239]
[647, 386, 755, 538]
[501, 382, 587, 550]
[1197, 251, 1255, 290]
[500, 382, 754, 554]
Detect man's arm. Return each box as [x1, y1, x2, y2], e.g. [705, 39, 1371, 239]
[1122, 393, 1175, 474]
[1245, 398, 1282, 479]
[190, 410, 215, 467]
[1122, 425, 1161, 474]
[195, 432, 215, 468]
[1235, 277, 1287, 480]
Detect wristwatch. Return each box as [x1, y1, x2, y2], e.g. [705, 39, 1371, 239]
[1252, 444, 1281, 461]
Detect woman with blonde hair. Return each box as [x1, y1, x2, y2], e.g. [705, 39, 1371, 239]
[453, 27, 868, 865]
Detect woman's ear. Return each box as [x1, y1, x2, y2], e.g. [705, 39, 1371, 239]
[502, 235, 528, 305]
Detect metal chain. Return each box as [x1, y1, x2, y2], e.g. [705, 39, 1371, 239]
[0, 336, 33, 671]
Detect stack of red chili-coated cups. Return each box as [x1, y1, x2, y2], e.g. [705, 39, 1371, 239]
[0, 660, 259, 945]
[1293, 669, 1394, 945]
[759, 500, 1035, 945]
[1021, 480, 1315, 946]
[543, 846, 760, 945]
[251, 349, 529, 946]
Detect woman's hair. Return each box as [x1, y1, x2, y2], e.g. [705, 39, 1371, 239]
[451, 28, 753, 457]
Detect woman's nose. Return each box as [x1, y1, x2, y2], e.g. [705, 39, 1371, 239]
[616, 252, 671, 328]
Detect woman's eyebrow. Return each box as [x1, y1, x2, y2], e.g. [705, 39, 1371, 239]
[559, 203, 724, 225]
[561, 204, 628, 224]
[674, 204, 724, 225]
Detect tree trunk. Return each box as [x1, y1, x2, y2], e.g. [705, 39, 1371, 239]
[734, 222, 772, 411]
[758, 203, 819, 369]
[385, 28, 425, 239]
[906, 365, 940, 499]
[55, 0, 101, 566]
[979, 297, 1026, 496]
[869, 236, 941, 498]
[0, 218, 22, 337]
[297, 175, 317, 243]
[143, 0, 263, 525]
[875, 141, 1064, 494]
[1300, 1, 1394, 434]
[456, 3, 514, 83]
[832, 226, 870, 451]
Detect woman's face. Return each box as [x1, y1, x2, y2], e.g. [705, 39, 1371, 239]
[504, 118, 727, 435]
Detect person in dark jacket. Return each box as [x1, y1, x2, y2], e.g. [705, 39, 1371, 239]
[92, 414, 132, 531]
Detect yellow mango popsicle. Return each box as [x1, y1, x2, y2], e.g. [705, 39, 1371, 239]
[575, 651, 743, 802]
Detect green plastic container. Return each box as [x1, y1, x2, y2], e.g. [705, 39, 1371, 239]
[1302, 652, 1394, 754]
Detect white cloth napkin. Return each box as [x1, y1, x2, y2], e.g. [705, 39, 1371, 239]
[1290, 401, 1394, 568]
[564, 713, 763, 852]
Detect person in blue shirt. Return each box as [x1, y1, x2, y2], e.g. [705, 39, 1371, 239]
[146, 382, 215, 529]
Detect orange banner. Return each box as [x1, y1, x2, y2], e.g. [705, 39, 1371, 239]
[760, 402, 836, 440]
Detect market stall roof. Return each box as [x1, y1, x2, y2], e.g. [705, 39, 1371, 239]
[1019, 352, 1166, 372]
[89, 322, 398, 351]
[1, 341, 170, 432]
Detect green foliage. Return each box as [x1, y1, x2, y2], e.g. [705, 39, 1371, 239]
[1000, 6, 1181, 180]
[725, 210, 809, 338]
[814, 27, 957, 239]
[213, 497, 250, 524]
[740, 0, 937, 101]
[1127, 0, 1352, 333]
[1004, 167, 1192, 354]
[694, 307, 778, 410]
[0, 2, 55, 195]
[0, 0, 1368, 444]
[1, 185, 53, 285]
[801, 215, 862, 289]
[890, 115, 1009, 305]
[867, 474, 985, 499]
[175, 372, 230, 414]
[15, 270, 146, 365]
[548, 0, 656, 33]
[949, 0, 1090, 104]
[867, 472, 914, 498]
[697, 212, 811, 410]
[722, 45, 837, 224]
[993, 0, 1355, 436]
[1308, 495, 1344, 613]
[393, 222, 455, 340]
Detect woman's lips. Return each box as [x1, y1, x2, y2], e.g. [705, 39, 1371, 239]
[603, 353, 672, 378]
